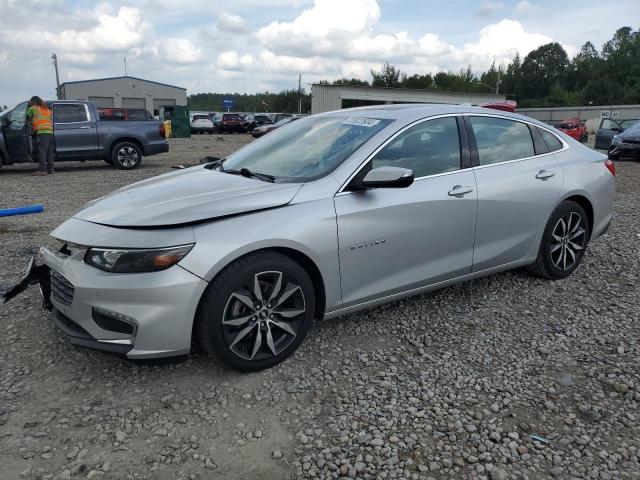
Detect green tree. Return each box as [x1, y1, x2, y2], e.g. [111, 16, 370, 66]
[371, 62, 404, 87]
[520, 42, 570, 98]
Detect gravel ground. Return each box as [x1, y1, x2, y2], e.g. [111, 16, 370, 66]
[1, 135, 639, 480]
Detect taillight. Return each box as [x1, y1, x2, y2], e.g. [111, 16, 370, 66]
[604, 158, 615, 176]
[160, 124, 165, 138]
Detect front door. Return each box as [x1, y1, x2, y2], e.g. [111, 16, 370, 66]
[52, 103, 98, 158]
[595, 118, 622, 150]
[335, 116, 478, 306]
[466, 115, 564, 272]
[2, 101, 33, 162]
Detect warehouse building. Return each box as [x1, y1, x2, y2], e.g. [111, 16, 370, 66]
[311, 84, 506, 114]
[58, 76, 187, 116]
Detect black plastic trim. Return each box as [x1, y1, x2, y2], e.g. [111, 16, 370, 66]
[462, 116, 480, 167]
[457, 116, 472, 169]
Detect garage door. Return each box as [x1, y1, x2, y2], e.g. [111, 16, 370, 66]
[122, 97, 146, 109]
[89, 96, 114, 108]
[153, 98, 176, 109]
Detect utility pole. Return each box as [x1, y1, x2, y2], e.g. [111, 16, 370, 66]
[51, 53, 61, 100]
[495, 68, 501, 94]
[298, 74, 302, 115]
[124, 57, 128, 76]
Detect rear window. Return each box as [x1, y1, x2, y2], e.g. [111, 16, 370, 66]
[223, 114, 240, 120]
[54, 104, 88, 123]
[193, 115, 210, 121]
[469, 116, 535, 165]
[539, 128, 563, 152]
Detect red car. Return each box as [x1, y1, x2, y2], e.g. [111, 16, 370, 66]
[218, 113, 244, 133]
[557, 117, 588, 143]
[480, 100, 517, 113]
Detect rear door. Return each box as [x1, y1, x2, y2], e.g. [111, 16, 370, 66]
[52, 103, 98, 158]
[595, 118, 622, 150]
[466, 115, 563, 272]
[2, 102, 33, 162]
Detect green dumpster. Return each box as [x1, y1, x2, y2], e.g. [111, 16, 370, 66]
[159, 105, 190, 138]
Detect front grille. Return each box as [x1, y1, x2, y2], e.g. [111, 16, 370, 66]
[50, 270, 75, 306]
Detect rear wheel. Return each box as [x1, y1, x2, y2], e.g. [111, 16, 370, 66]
[196, 251, 315, 371]
[527, 201, 589, 280]
[112, 142, 142, 170]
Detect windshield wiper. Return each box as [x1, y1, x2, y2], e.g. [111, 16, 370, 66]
[224, 168, 276, 183]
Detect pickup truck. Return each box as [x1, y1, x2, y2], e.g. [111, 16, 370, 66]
[0, 100, 168, 170]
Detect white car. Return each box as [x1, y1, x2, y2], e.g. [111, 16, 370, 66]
[190, 115, 215, 134]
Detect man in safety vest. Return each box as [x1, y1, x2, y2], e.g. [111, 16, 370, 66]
[26, 96, 55, 175]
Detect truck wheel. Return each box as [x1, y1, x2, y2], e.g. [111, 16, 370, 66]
[112, 142, 142, 170]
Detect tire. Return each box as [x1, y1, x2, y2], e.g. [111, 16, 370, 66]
[526, 201, 589, 280]
[111, 142, 142, 170]
[196, 251, 315, 371]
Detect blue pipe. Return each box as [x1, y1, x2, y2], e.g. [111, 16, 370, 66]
[0, 205, 44, 217]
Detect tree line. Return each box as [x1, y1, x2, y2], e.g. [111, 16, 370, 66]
[187, 26, 640, 112]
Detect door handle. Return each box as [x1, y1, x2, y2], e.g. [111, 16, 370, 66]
[448, 185, 474, 197]
[535, 170, 555, 180]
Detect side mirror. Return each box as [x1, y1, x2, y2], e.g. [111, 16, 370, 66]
[352, 166, 414, 190]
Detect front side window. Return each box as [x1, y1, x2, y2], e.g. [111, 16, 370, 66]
[539, 128, 563, 152]
[223, 115, 393, 182]
[10, 102, 28, 123]
[53, 104, 88, 123]
[600, 119, 619, 130]
[469, 116, 534, 165]
[370, 116, 461, 177]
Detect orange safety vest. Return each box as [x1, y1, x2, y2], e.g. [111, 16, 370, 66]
[32, 105, 53, 133]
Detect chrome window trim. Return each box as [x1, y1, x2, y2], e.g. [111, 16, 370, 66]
[463, 112, 569, 163]
[336, 113, 462, 195]
[52, 103, 91, 125]
[336, 112, 570, 196]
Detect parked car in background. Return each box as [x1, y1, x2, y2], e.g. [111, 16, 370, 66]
[273, 113, 294, 123]
[98, 108, 153, 121]
[557, 117, 588, 143]
[0, 100, 168, 170]
[251, 115, 299, 138]
[608, 120, 640, 160]
[595, 118, 639, 149]
[218, 113, 244, 133]
[480, 100, 517, 113]
[11, 105, 614, 370]
[250, 114, 271, 130]
[190, 114, 215, 134]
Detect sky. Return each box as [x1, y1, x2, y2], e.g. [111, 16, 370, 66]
[0, 0, 638, 106]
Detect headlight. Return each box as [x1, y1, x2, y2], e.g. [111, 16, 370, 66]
[84, 244, 194, 273]
[612, 135, 619, 143]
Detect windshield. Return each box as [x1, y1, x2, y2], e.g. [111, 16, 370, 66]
[621, 119, 638, 129]
[222, 115, 393, 182]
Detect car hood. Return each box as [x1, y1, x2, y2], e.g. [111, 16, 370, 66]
[73, 166, 303, 227]
[620, 127, 640, 141]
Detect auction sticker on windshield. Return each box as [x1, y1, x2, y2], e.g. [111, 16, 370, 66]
[342, 117, 381, 127]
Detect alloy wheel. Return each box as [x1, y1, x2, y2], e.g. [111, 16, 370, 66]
[221, 271, 306, 361]
[117, 147, 139, 168]
[550, 212, 586, 271]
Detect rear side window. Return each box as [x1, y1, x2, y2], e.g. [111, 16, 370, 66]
[469, 116, 534, 165]
[371, 116, 461, 177]
[539, 128, 563, 152]
[54, 104, 88, 123]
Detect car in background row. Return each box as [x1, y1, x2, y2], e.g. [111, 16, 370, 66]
[98, 108, 153, 121]
[608, 120, 640, 160]
[557, 117, 588, 143]
[251, 116, 300, 138]
[190, 114, 215, 134]
[217, 113, 244, 133]
[595, 118, 639, 150]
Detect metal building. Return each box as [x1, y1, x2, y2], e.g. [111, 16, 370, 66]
[59, 76, 187, 115]
[517, 104, 640, 124]
[311, 84, 506, 114]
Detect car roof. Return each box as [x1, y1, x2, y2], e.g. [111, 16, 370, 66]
[316, 103, 549, 128]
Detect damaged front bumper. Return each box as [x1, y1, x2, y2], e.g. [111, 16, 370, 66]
[3, 246, 208, 359]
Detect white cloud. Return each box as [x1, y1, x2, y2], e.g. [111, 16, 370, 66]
[217, 12, 249, 33]
[515, 0, 537, 15]
[156, 38, 204, 64]
[217, 51, 256, 70]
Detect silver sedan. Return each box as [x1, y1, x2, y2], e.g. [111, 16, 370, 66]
[20, 105, 615, 370]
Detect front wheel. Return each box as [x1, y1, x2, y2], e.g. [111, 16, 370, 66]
[527, 201, 589, 280]
[196, 251, 315, 371]
[112, 142, 142, 170]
